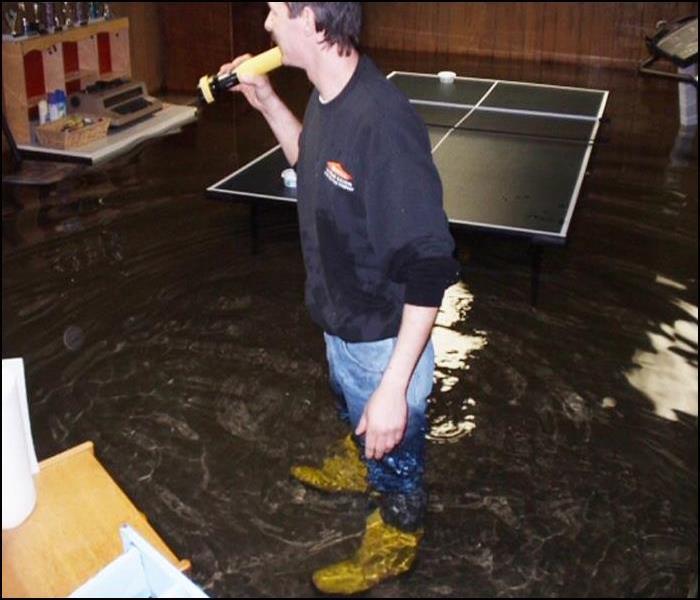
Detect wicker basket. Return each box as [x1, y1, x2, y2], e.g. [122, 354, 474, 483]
[35, 115, 110, 149]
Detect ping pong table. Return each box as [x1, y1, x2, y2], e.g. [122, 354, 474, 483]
[206, 71, 608, 304]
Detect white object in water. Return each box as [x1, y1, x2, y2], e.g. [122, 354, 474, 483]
[2, 358, 39, 529]
[282, 168, 297, 189]
[438, 70, 457, 84]
[70, 524, 208, 598]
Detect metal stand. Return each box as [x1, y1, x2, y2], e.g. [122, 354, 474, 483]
[638, 55, 698, 87]
[529, 244, 543, 308]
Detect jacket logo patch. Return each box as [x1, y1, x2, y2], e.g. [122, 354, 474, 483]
[324, 161, 355, 192]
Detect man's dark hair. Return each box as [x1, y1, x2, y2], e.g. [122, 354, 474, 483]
[286, 3, 361, 56]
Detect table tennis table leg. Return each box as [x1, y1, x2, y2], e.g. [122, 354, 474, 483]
[530, 244, 543, 307]
[249, 203, 259, 254]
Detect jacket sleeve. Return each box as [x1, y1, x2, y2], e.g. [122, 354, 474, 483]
[361, 104, 461, 307]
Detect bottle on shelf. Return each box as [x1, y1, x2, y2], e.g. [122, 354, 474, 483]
[44, 2, 55, 34]
[56, 89, 67, 119]
[47, 91, 59, 121]
[47, 89, 67, 121]
[38, 99, 49, 124]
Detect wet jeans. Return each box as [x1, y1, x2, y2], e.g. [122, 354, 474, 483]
[323, 332, 434, 532]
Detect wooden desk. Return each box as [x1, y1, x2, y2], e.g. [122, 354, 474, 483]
[16, 102, 198, 165]
[2, 441, 190, 597]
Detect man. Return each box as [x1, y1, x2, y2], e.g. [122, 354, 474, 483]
[220, 2, 459, 594]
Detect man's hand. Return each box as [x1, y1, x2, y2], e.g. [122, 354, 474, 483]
[217, 54, 275, 113]
[217, 53, 301, 165]
[355, 380, 408, 460]
[354, 304, 440, 461]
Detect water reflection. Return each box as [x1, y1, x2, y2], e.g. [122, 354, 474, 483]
[428, 282, 487, 443]
[2, 51, 697, 598]
[433, 282, 488, 391]
[625, 296, 698, 420]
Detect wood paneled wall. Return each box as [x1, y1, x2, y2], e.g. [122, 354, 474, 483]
[3, 2, 697, 94]
[230, 3, 272, 58]
[362, 3, 699, 66]
[111, 2, 163, 92]
[157, 3, 233, 93]
[155, 3, 270, 94]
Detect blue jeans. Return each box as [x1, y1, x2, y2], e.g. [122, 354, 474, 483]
[323, 332, 434, 532]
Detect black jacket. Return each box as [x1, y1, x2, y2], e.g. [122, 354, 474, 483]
[296, 55, 460, 342]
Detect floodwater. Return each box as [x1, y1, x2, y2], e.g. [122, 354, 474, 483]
[2, 52, 697, 597]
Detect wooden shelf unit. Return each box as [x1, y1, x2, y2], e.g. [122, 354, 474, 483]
[2, 17, 131, 144]
[2, 441, 191, 597]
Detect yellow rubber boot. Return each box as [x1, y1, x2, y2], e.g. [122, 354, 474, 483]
[312, 509, 423, 595]
[291, 434, 368, 493]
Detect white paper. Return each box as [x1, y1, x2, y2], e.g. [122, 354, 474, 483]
[2, 357, 39, 529]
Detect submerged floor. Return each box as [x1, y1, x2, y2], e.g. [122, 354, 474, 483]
[2, 52, 697, 597]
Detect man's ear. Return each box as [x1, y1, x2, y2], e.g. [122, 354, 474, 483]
[300, 5, 316, 37]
